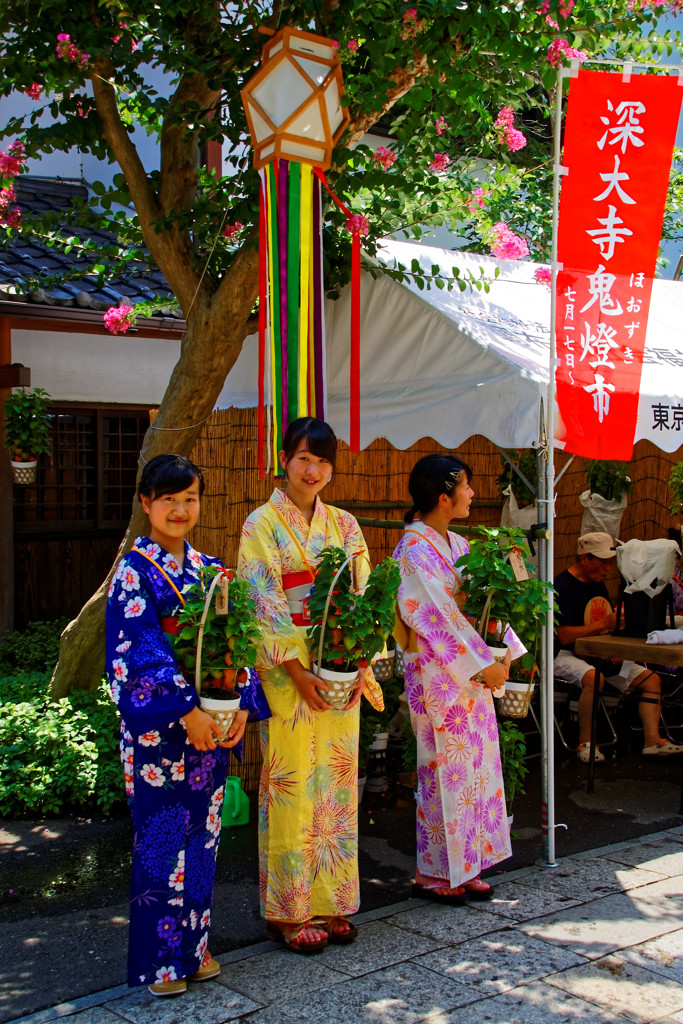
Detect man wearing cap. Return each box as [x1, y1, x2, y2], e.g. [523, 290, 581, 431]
[554, 532, 683, 761]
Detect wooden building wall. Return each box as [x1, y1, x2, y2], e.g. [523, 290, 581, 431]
[189, 406, 683, 580]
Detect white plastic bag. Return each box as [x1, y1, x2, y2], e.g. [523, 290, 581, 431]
[579, 489, 627, 539]
[501, 487, 538, 567]
[616, 538, 680, 597]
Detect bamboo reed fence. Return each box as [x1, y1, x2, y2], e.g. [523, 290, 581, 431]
[186, 405, 683, 789]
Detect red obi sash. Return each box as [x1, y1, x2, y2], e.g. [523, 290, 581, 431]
[161, 616, 180, 635]
[282, 570, 314, 626]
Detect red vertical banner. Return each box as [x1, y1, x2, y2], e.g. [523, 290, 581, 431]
[555, 70, 683, 459]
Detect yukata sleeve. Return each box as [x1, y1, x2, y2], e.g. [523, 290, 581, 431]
[106, 561, 199, 735]
[237, 668, 271, 721]
[397, 542, 497, 693]
[237, 510, 310, 669]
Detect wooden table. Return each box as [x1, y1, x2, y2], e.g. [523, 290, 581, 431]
[575, 633, 683, 797]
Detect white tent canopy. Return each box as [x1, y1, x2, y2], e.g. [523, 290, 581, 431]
[216, 239, 683, 453]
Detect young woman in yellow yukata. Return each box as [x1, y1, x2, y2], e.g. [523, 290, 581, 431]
[238, 417, 383, 954]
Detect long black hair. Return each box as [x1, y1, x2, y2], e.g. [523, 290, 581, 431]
[137, 454, 205, 501]
[280, 417, 337, 469]
[405, 454, 472, 524]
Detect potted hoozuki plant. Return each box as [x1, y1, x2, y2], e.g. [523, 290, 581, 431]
[171, 565, 262, 739]
[306, 546, 400, 709]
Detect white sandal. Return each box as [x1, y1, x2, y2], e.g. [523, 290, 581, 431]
[576, 743, 604, 763]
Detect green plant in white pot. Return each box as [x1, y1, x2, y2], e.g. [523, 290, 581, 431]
[456, 526, 555, 718]
[668, 461, 683, 526]
[306, 546, 400, 710]
[3, 386, 52, 484]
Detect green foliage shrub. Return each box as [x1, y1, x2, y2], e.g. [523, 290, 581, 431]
[0, 672, 124, 818]
[0, 618, 68, 674]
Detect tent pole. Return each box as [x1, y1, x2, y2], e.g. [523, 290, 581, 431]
[539, 65, 567, 868]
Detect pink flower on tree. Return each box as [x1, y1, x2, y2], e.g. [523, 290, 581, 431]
[547, 38, 588, 67]
[25, 83, 42, 100]
[489, 222, 529, 261]
[373, 146, 396, 170]
[435, 116, 449, 136]
[345, 213, 370, 236]
[560, 0, 575, 16]
[493, 107, 527, 152]
[466, 187, 486, 213]
[0, 141, 27, 181]
[103, 305, 135, 335]
[429, 152, 450, 173]
[0, 184, 21, 229]
[56, 32, 90, 68]
[347, 39, 359, 52]
[402, 7, 424, 39]
[534, 266, 552, 286]
[222, 221, 244, 241]
[537, 0, 550, 11]
[546, 15, 560, 29]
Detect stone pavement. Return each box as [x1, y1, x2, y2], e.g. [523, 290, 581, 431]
[9, 826, 683, 1024]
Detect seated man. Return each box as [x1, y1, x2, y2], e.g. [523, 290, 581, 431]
[554, 532, 683, 762]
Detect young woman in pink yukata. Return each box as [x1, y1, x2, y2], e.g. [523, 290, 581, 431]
[393, 454, 525, 903]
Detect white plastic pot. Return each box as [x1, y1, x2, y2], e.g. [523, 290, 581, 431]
[199, 693, 241, 742]
[11, 459, 37, 485]
[313, 662, 358, 710]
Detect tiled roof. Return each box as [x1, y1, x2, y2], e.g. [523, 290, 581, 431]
[0, 177, 183, 318]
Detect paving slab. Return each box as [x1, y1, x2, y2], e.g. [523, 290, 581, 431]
[545, 953, 683, 1024]
[619, 929, 683, 985]
[512, 857, 666, 900]
[239, 961, 479, 1024]
[604, 839, 683, 878]
[386, 903, 509, 945]
[316, 919, 444, 977]
[105, 982, 260, 1024]
[428, 979, 626, 1024]
[520, 890, 683, 960]
[411, 927, 587, 995]
[474, 880, 585, 922]
[215, 948, 348, 1004]
[34, 1012, 128, 1024]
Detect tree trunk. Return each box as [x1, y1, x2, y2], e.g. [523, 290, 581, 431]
[50, 256, 258, 698]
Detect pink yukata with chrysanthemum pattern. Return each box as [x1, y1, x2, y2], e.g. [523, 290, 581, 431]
[393, 521, 525, 887]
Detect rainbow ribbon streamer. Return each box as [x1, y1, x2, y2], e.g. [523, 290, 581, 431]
[258, 160, 327, 475]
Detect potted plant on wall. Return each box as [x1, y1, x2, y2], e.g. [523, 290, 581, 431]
[171, 566, 262, 740]
[3, 386, 52, 485]
[580, 459, 633, 539]
[306, 546, 400, 710]
[456, 526, 555, 718]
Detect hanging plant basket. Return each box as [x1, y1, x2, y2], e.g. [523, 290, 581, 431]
[11, 459, 38, 485]
[496, 679, 535, 719]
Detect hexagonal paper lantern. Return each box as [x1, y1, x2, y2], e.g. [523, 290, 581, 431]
[241, 27, 349, 170]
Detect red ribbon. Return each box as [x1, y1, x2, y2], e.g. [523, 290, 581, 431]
[312, 168, 362, 452]
[258, 175, 267, 478]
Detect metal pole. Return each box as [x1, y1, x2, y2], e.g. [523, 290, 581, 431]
[539, 64, 566, 868]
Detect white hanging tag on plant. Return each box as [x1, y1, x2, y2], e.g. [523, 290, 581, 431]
[509, 547, 529, 582]
[215, 575, 230, 615]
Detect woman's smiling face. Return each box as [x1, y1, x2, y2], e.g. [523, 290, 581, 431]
[280, 438, 332, 504]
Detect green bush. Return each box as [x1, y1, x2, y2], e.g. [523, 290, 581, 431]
[0, 671, 124, 817]
[0, 618, 68, 674]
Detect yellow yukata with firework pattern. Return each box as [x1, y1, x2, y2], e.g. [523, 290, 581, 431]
[238, 488, 383, 923]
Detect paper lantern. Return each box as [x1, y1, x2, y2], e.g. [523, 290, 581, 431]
[242, 27, 363, 475]
[241, 28, 349, 171]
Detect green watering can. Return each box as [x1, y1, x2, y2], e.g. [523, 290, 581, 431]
[222, 776, 250, 827]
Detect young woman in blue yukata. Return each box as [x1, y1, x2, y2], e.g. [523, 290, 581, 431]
[105, 454, 268, 998]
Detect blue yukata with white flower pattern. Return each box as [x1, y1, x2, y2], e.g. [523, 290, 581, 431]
[106, 535, 268, 988]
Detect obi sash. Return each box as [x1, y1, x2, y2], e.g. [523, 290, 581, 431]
[161, 616, 180, 635]
[282, 569, 314, 626]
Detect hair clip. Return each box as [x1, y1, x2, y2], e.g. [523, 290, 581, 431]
[445, 468, 460, 491]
